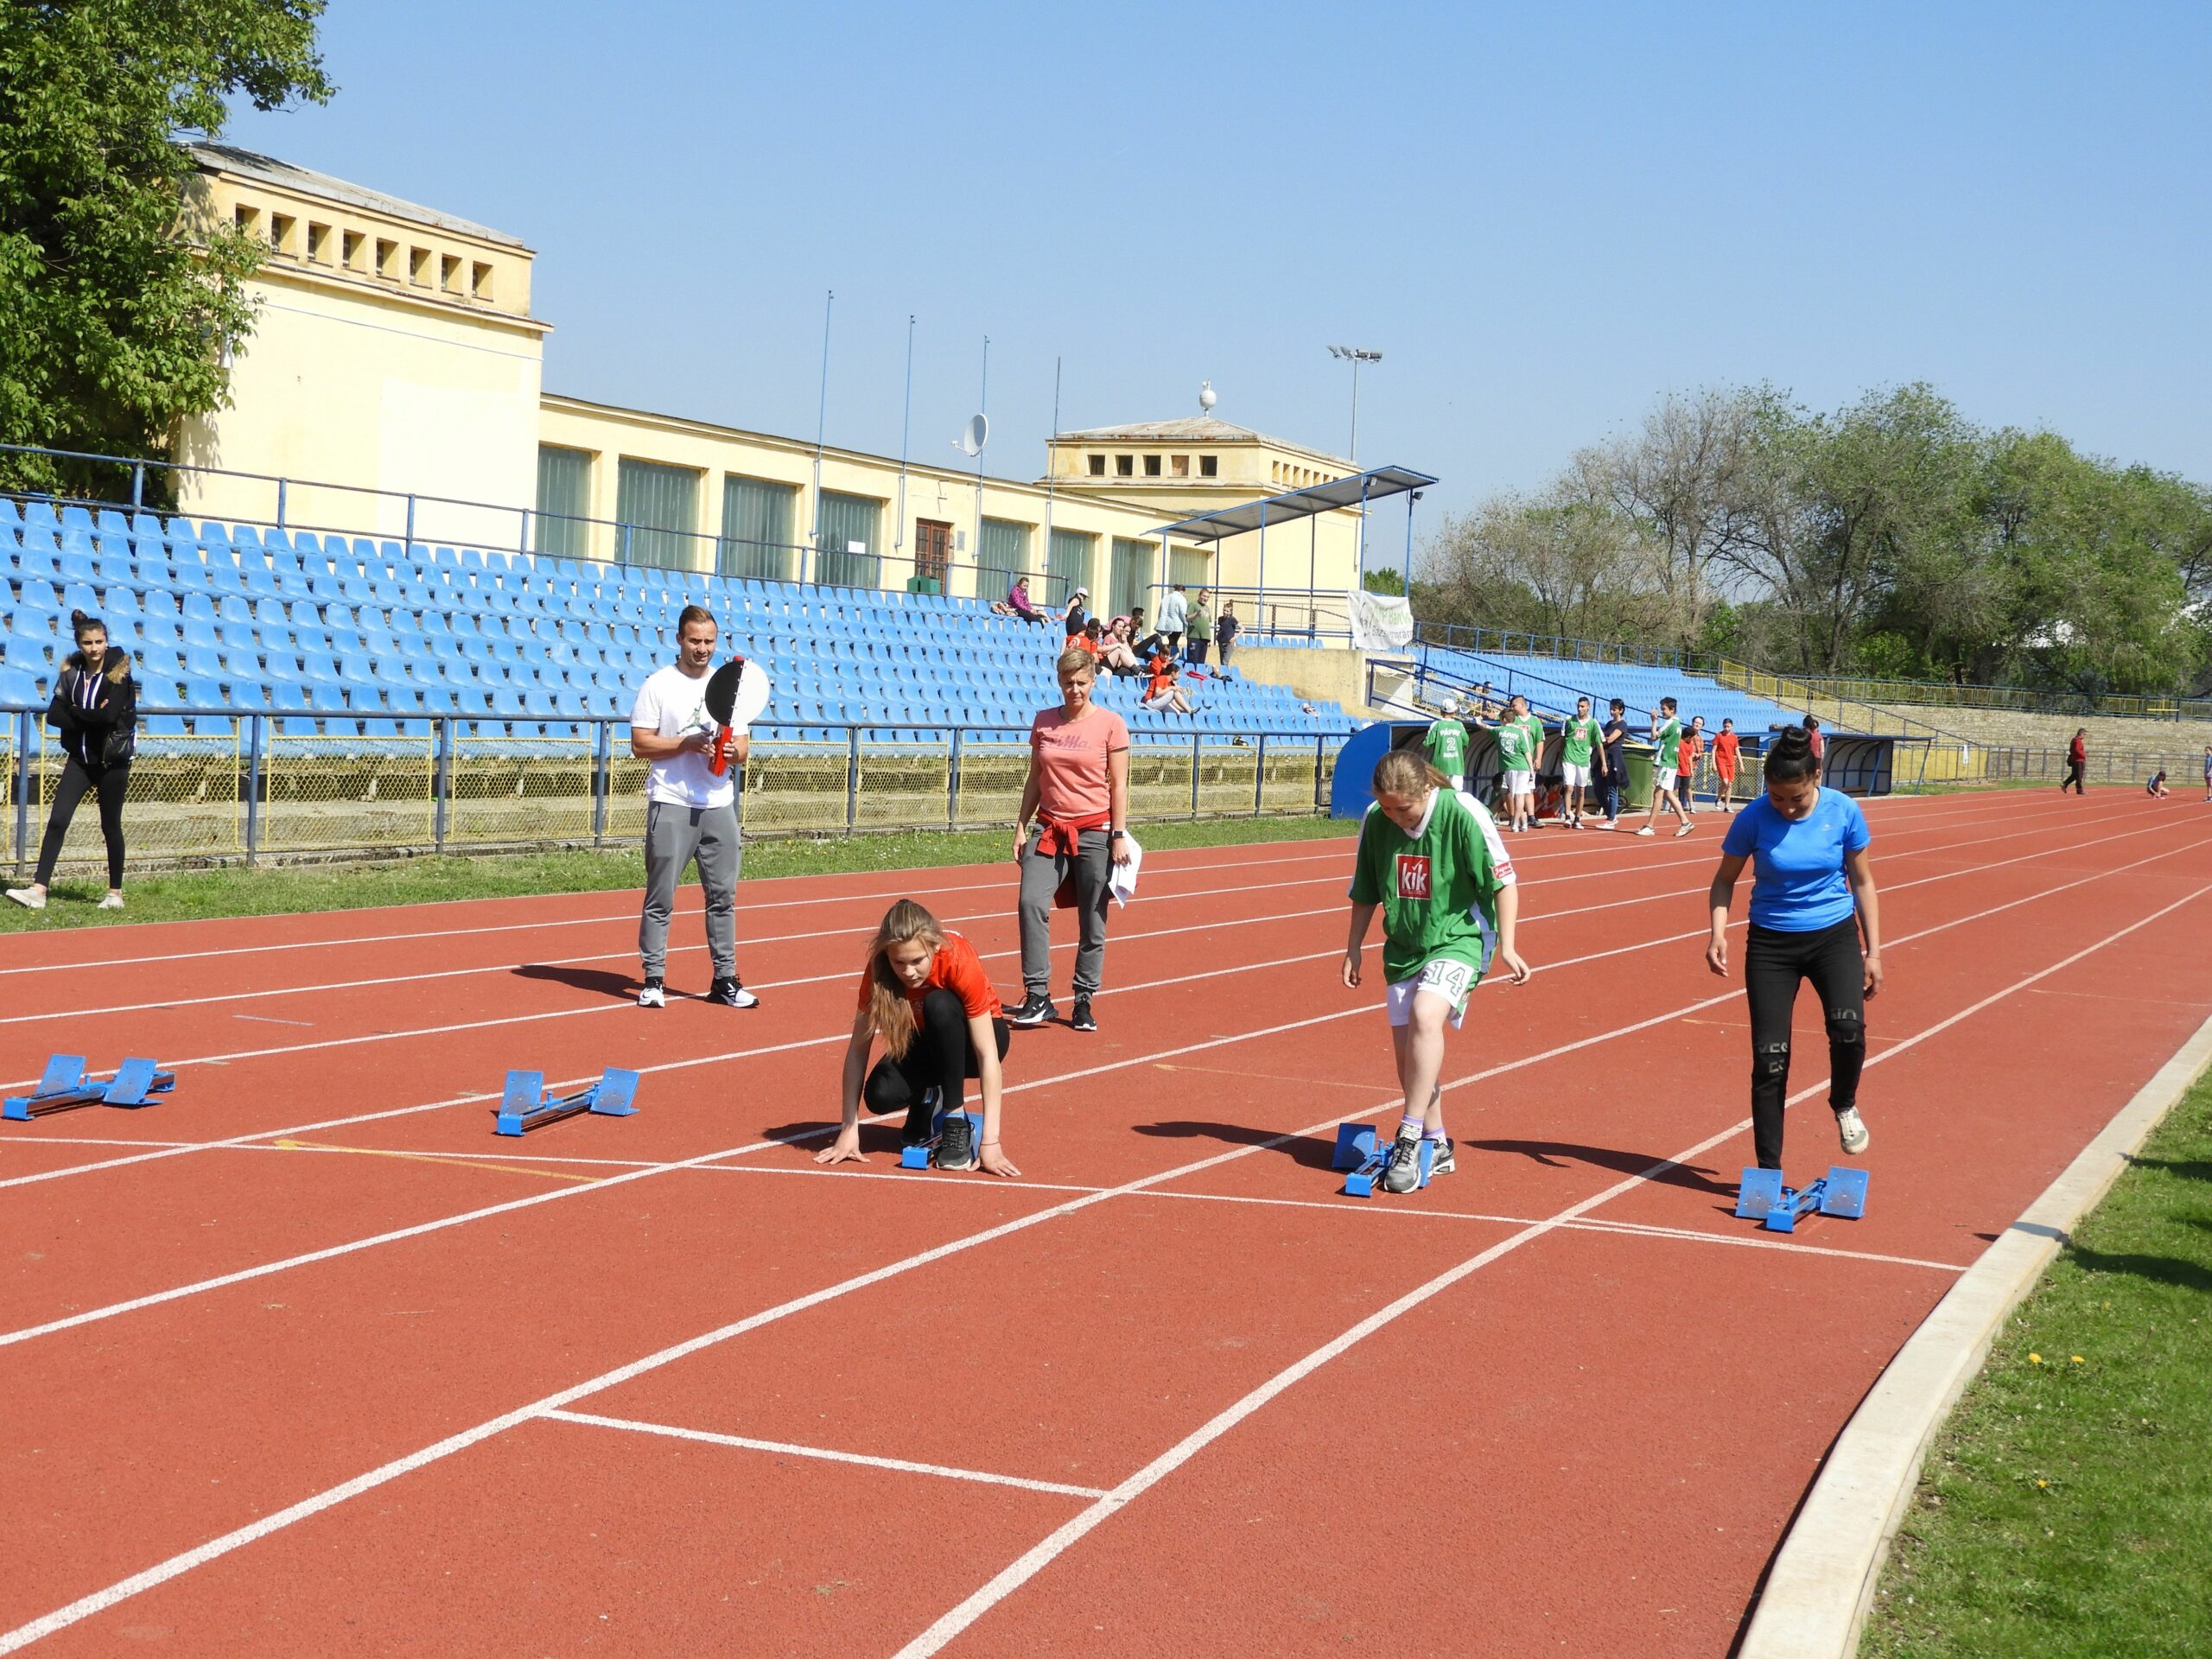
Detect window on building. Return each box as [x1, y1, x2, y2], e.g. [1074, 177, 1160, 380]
[979, 518, 1031, 594]
[341, 230, 365, 270]
[232, 205, 261, 238]
[615, 458, 702, 570]
[440, 254, 463, 294]
[1169, 548, 1210, 592]
[533, 446, 593, 562]
[1115, 454, 1134, 477]
[720, 475, 798, 582]
[1170, 454, 1190, 478]
[1143, 454, 1162, 477]
[408, 246, 432, 286]
[815, 491, 883, 589]
[306, 222, 331, 263]
[1047, 528, 1095, 603]
[1086, 454, 1106, 477]
[268, 213, 295, 254]
[1199, 454, 1218, 478]
[1109, 537, 1154, 620]
[471, 261, 495, 302]
[375, 238, 399, 279]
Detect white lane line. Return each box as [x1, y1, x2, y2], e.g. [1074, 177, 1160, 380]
[3, 851, 2194, 1655]
[0, 847, 1358, 978]
[887, 875, 2212, 1656]
[538, 1409, 1109, 1501]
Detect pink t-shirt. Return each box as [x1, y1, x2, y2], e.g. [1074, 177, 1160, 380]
[1029, 706, 1129, 821]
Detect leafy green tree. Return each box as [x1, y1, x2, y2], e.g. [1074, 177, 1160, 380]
[0, 2, 331, 499]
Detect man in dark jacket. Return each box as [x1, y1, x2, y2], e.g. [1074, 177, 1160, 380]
[8, 610, 137, 912]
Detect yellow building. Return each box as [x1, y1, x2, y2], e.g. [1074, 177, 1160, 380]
[173, 146, 1374, 621]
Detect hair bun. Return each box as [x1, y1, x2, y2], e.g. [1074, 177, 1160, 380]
[69, 608, 89, 627]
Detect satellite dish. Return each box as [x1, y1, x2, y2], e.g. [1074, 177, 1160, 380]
[1198, 379, 1217, 413]
[954, 413, 988, 457]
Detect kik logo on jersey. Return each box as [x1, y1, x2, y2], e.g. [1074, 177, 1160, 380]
[1395, 854, 1432, 899]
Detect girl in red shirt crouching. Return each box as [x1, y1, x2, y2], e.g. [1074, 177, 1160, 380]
[819, 900, 1019, 1175]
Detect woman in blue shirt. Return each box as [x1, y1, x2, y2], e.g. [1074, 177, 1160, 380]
[1704, 727, 1884, 1171]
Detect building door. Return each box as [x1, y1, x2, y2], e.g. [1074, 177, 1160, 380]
[914, 519, 951, 587]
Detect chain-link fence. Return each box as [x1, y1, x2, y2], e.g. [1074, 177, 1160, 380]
[3, 709, 1346, 873]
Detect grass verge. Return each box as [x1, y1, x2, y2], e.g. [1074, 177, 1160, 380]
[1859, 1067, 2212, 1658]
[0, 813, 1353, 931]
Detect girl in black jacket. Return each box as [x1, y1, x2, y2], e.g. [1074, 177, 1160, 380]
[7, 611, 137, 912]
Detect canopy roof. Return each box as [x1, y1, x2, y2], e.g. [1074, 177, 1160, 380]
[1146, 464, 1437, 543]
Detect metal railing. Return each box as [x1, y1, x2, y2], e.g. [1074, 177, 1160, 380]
[1412, 620, 1709, 671]
[1764, 671, 2212, 724]
[2, 707, 1346, 872]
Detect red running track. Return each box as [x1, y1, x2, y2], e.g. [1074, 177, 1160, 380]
[1, 787, 2207, 1656]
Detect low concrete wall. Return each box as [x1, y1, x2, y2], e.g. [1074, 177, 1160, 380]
[1230, 645, 1390, 718]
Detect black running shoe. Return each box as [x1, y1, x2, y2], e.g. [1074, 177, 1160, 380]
[935, 1112, 977, 1171]
[1070, 995, 1096, 1033]
[1008, 992, 1057, 1027]
[709, 976, 760, 1008]
[1381, 1130, 1426, 1194]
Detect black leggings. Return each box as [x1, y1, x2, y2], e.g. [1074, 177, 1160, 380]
[2060, 760, 2085, 794]
[35, 758, 130, 888]
[863, 988, 1012, 1139]
[1744, 918, 1866, 1170]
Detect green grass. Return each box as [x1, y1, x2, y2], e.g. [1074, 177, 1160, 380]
[0, 813, 1354, 931]
[1859, 1070, 2212, 1658]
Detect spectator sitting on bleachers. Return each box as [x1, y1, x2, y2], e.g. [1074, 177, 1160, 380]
[1141, 649, 1196, 715]
[1075, 619, 1109, 662]
[1063, 588, 1090, 639]
[1096, 616, 1143, 675]
[1005, 575, 1052, 625]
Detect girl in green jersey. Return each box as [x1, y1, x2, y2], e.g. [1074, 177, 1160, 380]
[1344, 747, 1532, 1192]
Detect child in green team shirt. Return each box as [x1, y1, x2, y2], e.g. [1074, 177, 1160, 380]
[1636, 696, 1694, 839]
[1344, 747, 1532, 1193]
[1423, 698, 1471, 791]
[1560, 696, 1601, 829]
[1486, 693, 1543, 833]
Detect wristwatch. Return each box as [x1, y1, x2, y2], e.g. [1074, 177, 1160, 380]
[1109, 830, 1128, 840]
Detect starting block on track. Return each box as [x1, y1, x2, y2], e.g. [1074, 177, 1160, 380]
[4, 1055, 174, 1122]
[1332, 1122, 1434, 1197]
[493, 1067, 639, 1136]
[1736, 1165, 1869, 1233]
[901, 1107, 985, 1169]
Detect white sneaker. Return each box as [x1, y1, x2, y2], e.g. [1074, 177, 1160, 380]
[98, 892, 124, 911]
[1634, 827, 1655, 837]
[637, 978, 666, 1008]
[1675, 823, 1694, 838]
[1835, 1106, 1870, 1155]
[5, 887, 46, 911]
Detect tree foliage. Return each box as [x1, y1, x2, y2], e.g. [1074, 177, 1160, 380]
[1424, 384, 2212, 695]
[0, 1, 331, 499]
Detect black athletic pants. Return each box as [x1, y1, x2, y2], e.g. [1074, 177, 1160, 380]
[35, 758, 130, 887]
[863, 988, 1013, 1140]
[1743, 918, 1866, 1170]
[2060, 760, 2085, 794]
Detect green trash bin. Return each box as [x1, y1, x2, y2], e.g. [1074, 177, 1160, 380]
[906, 575, 942, 596]
[1621, 746, 1656, 811]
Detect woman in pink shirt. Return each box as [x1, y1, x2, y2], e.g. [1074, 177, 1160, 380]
[1011, 647, 1133, 1033]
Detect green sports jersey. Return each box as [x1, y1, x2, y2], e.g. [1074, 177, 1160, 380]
[1654, 717, 1682, 770]
[1561, 715, 1599, 765]
[1349, 788, 1516, 982]
[1494, 718, 1533, 770]
[1424, 718, 1469, 772]
[1521, 714, 1545, 761]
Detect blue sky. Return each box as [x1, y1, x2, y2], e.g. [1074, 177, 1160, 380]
[220, 2, 2210, 524]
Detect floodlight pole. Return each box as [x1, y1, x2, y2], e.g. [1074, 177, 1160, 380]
[893, 315, 914, 556]
[1328, 344, 1382, 465]
[808, 289, 833, 586]
[973, 335, 989, 594]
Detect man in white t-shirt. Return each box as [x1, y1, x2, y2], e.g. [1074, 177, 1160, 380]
[631, 605, 756, 1008]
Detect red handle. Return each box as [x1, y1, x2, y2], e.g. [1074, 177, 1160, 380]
[710, 726, 734, 777]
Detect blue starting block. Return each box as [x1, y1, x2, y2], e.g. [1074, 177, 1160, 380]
[493, 1067, 639, 1136]
[1736, 1165, 1870, 1233]
[1332, 1122, 1435, 1197]
[3, 1054, 175, 1122]
[901, 1107, 985, 1169]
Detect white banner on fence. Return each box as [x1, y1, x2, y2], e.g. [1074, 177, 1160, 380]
[1349, 589, 1415, 651]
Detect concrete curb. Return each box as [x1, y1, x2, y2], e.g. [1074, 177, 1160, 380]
[1738, 1008, 2212, 1659]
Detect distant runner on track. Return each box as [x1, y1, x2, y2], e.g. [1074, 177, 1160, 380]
[1702, 726, 1882, 1171]
[1343, 748, 1531, 1194]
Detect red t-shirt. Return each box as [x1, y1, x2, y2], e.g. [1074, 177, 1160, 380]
[1677, 731, 1703, 776]
[1807, 727, 1824, 759]
[1029, 705, 1129, 821]
[1144, 655, 1179, 700]
[854, 929, 1002, 1020]
[1712, 730, 1741, 773]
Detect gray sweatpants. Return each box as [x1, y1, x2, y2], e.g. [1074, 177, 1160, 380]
[1018, 827, 1113, 998]
[639, 799, 742, 980]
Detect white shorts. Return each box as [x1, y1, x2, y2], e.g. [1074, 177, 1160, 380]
[1386, 957, 1478, 1028]
[1561, 762, 1591, 787]
[1501, 769, 1534, 796]
[1650, 772, 1678, 797]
